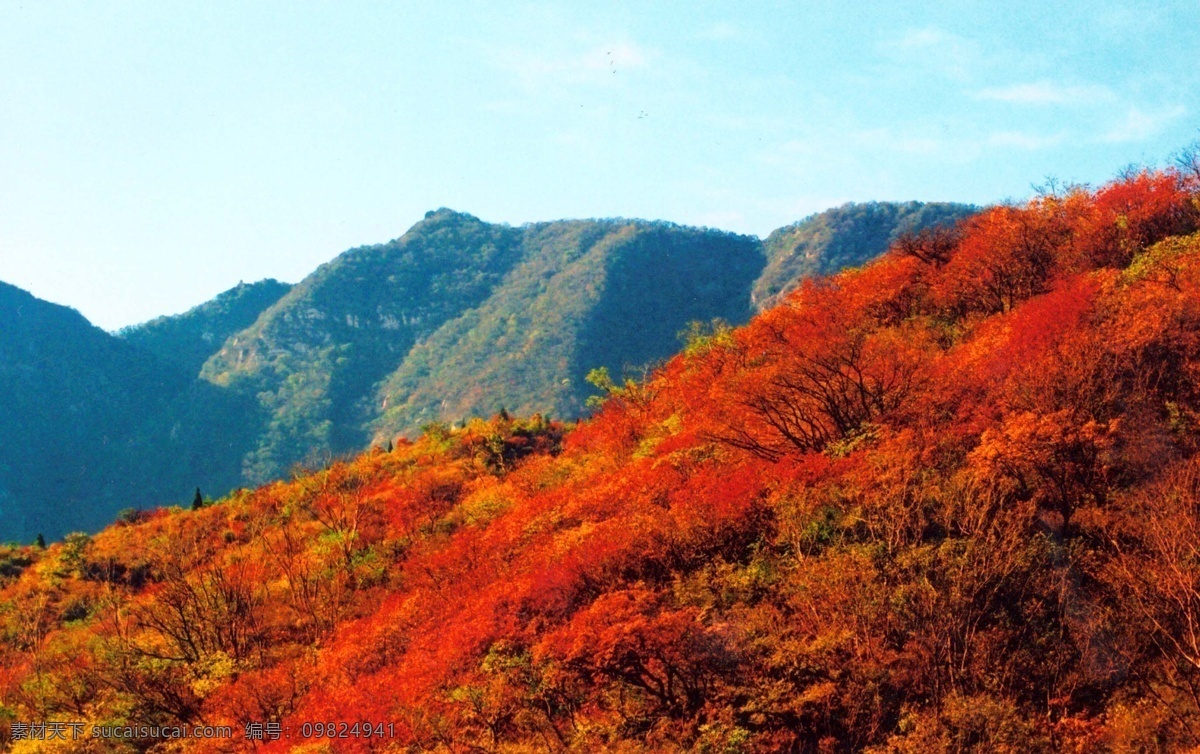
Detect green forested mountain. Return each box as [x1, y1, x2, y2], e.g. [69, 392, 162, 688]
[118, 279, 292, 374]
[200, 211, 763, 483]
[1, 201, 973, 539]
[200, 209, 528, 483]
[752, 201, 975, 310]
[370, 219, 762, 440]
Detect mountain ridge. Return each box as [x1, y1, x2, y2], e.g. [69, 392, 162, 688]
[753, 200, 975, 309]
[0, 201, 973, 539]
[119, 278, 293, 375]
[1, 167, 1197, 749]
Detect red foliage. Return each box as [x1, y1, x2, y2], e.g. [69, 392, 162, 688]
[4, 169, 1200, 750]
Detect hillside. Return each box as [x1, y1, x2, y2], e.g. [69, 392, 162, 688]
[199, 211, 764, 484]
[370, 219, 762, 439]
[205, 205, 959, 484]
[118, 279, 292, 375]
[0, 282, 190, 539]
[2, 168, 1198, 751]
[752, 201, 975, 310]
[0, 282, 261, 541]
[0, 204, 968, 540]
[199, 209, 531, 484]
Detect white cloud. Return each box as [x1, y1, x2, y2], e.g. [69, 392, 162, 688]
[893, 27, 962, 51]
[884, 27, 981, 80]
[766, 122, 1071, 176]
[1099, 105, 1187, 143]
[986, 130, 1067, 150]
[975, 81, 1116, 105]
[704, 113, 788, 132]
[851, 129, 942, 155]
[780, 129, 944, 158]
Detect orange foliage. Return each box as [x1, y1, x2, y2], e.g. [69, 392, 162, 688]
[4, 168, 1200, 751]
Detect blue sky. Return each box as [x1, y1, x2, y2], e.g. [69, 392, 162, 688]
[2, 1, 1198, 330]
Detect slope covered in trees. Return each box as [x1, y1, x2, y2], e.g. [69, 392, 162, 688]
[3, 168, 1199, 751]
[0, 283, 192, 539]
[0, 282, 262, 541]
[202, 205, 960, 485]
[118, 279, 293, 375]
[0, 204, 967, 540]
[752, 201, 975, 310]
[199, 209, 528, 484]
[369, 219, 762, 439]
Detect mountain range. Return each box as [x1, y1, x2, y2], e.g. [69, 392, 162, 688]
[3, 167, 1199, 749]
[0, 201, 972, 540]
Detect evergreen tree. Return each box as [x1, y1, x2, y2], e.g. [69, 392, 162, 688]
[34, 533, 46, 549]
[192, 487, 204, 510]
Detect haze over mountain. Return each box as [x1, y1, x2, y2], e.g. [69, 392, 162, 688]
[0, 281, 272, 540]
[0, 201, 970, 540]
[0, 281, 181, 538]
